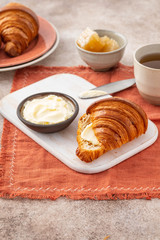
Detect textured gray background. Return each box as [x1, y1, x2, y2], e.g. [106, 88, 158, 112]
[0, 0, 160, 239]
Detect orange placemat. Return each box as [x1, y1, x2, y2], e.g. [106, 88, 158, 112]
[0, 63, 160, 200]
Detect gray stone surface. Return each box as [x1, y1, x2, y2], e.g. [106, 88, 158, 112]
[0, 0, 160, 239]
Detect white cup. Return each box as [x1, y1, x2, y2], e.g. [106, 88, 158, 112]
[134, 44, 160, 105]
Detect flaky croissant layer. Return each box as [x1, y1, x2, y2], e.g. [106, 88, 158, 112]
[0, 2, 39, 57]
[76, 97, 148, 162]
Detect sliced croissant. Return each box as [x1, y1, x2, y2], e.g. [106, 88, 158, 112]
[76, 97, 148, 162]
[0, 2, 39, 57]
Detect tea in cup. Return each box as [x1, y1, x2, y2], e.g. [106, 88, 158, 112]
[134, 44, 160, 105]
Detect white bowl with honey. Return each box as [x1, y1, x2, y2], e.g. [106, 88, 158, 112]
[75, 28, 127, 71]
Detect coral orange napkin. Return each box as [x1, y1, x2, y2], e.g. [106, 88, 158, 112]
[0, 64, 160, 200]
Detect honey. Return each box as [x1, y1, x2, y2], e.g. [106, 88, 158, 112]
[77, 27, 119, 53]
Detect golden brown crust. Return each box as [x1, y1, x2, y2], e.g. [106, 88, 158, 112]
[0, 2, 39, 27]
[76, 146, 106, 163]
[0, 3, 39, 57]
[87, 97, 148, 131]
[76, 97, 148, 162]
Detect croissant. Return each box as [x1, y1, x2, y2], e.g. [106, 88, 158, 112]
[76, 97, 148, 162]
[0, 2, 39, 57]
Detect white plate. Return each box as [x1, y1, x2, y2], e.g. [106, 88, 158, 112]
[0, 74, 158, 174]
[0, 23, 59, 72]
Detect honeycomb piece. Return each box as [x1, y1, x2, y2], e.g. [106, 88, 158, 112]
[101, 36, 119, 52]
[77, 27, 105, 52]
[77, 27, 120, 53]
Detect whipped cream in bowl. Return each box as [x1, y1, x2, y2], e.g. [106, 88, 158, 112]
[17, 92, 79, 133]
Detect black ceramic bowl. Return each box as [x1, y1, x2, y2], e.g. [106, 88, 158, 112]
[17, 92, 79, 133]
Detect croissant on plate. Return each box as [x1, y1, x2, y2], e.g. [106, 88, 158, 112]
[0, 2, 39, 57]
[76, 97, 148, 162]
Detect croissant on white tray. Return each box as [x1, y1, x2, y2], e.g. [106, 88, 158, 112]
[76, 97, 148, 162]
[0, 2, 39, 57]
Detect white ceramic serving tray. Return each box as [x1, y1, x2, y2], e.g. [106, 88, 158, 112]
[0, 74, 158, 174]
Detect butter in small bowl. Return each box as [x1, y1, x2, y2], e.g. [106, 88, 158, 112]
[17, 92, 79, 133]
